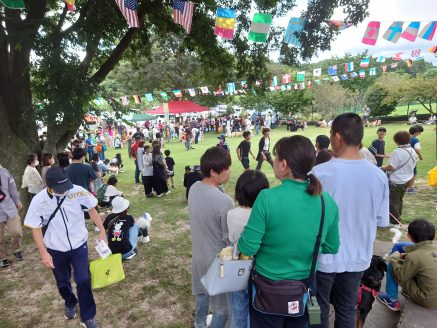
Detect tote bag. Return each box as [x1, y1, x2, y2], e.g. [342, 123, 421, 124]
[90, 253, 125, 289]
[200, 254, 253, 296]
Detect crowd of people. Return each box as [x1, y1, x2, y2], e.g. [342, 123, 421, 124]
[0, 109, 435, 328]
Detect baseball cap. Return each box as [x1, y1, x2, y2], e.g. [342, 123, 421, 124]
[111, 197, 130, 214]
[217, 134, 226, 140]
[45, 167, 73, 193]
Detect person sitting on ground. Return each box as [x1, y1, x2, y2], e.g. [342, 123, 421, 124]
[103, 197, 140, 260]
[110, 153, 124, 171]
[100, 176, 122, 208]
[377, 219, 437, 311]
[185, 165, 203, 199]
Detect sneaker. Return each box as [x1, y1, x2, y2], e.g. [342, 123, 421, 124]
[405, 188, 416, 194]
[139, 236, 150, 244]
[377, 292, 401, 312]
[124, 252, 136, 260]
[14, 251, 24, 261]
[80, 317, 99, 328]
[64, 306, 77, 319]
[157, 193, 164, 198]
[166, 190, 172, 195]
[0, 259, 10, 268]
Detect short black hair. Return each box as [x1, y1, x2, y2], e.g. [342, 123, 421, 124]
[185, 165, 191, 171]
[409, 124, 423, 135]
[243, 131, 251, 138]
[377, 127, 387, 133]
[235, 170, 269, 207]
[72, 147, 86, 160]
[408, 219, 435, 243]
[315, 135, 330, 149]
[262, 128, 270, 135]
[200, 147, 232, 177]
[107, 176, 118, 186]
[164, 149, 171, 156]
[57, 152, 70, 168]
[91, 153, 99, 162]
[331, 113, 363, 146]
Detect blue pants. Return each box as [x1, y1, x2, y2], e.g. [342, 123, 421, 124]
[195, 293, 228, 328]
[386, 242, 414, 300]
[87, 149, 94, 160]
[230, 290, 249, 328]
[315, 270, 364, 328]
[122, 225, 139, 260]
[47, 243, 96, 321]
[98, 151, 105, 160]
[134, 160, 140, 183]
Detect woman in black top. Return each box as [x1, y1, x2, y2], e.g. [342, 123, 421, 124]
[255, 128, 273, 171]
[152, 145, 170, 197]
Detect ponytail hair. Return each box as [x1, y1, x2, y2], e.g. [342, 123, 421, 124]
[273, 136, 322, 196]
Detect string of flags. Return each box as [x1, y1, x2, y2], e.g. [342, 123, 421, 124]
[94, 53, 416, 107]
[363, 20, 437, 46]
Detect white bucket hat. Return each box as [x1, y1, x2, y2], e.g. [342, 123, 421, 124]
[111, 196, 130, 214]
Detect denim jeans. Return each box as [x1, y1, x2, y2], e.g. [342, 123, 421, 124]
[315, 271, 364, 328]
[122, 224, 139, 260]
[134, 160, 140, 183]
[230, 290, 249, 328]
[195, 293, 228, 328]
[186, 138, 192, 150]
[386, 242, 414, 300]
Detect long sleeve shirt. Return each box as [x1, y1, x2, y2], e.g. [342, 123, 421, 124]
[21, 165, 44, 194]
[0, 168, 21, 221]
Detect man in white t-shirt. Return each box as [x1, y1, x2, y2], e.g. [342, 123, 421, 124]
[24, 167, 106, 328]
[313, 113, 389, 328]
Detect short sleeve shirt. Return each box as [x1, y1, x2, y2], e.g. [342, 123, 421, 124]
[238, 140, 251, 158]
[410, 137, 421, 150]
[388, 147, 417, 184]
[66, 163, 97, 191]
[103, 214, 134, 254]
[24, 185, 97, 251]
[369, 139, 385, 167]
[165, 157, 175, 171]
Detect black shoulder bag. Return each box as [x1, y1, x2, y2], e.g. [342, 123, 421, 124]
[41, 195, 67, 236]
[251, 195, 325, 317]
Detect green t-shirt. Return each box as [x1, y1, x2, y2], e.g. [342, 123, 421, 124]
[238, 179, 340, 281]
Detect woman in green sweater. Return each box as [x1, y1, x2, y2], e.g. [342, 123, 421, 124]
[238, 135, 340, 328]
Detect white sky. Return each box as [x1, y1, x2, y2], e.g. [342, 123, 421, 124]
[274, 0, 437, 65]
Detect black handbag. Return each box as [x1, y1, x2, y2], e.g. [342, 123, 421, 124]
[251, 195, 325, 317]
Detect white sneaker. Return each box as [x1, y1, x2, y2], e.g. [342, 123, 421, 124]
[157, 193, 164, 198]
[166, 190, 172, 195]
[206, 314, 212, 327]
[124, 252, 136, 260]
[139, 236, 150, 244]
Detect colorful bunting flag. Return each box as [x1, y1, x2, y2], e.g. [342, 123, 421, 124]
[376, 56, 386, 63]
[188, 88, 196, 97]
[315, 80, 321, 85]
[173, 90, 182, 97]
[0, 0, 25, 9]
[214, 8, 236, 40]
[328, 65, 337, 75]
[227, 82, 236, 94]
[133, 95, 141, 104]
[411, 49, 421, 57]
[121, 96, 129, 106]
[284, 17, 305, 47]
[429, 46, 437, 53]
[145, 93, 154, 102]
[382, 65, 387, 73]
[115, 0, 140, 28]
[240, 81, 247, 88]
[405, 59, 413, 68]
[328, 20, 353, 31]
[296, 71, 305, 82]
[279, 85, 286, 91]
[419, 21, 437, 41]
[65, 0, 74, 11]
[383, 22, 404, 43]
[369, 68, 376, 76]
[390, 63, 398, 68]
[173, 0, 194, 34]
[345, 62, 354, 72]
[200, 86, 209, 95]
[271, 76, 278, 87]
[362, 21, 380, 46]
[332, 76, 340, 82]
[307, 81, 313, 88]
[401, 22, 420, 42]
[350, 72, 358, 78]
[392, 53, 403, 61]
[269, 86, 275, 92]
[286, 84, 292, 91]
[341, 74, 348, 81]
[359, 70, 366, 78]
[282, 74, 291, 84]
[360, 58, 370, 68]
[160, 92, 168, 100]
[313, 68, 321, 77]
[249, 13, 273, 43]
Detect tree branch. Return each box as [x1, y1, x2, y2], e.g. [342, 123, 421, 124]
[61, 0, 92, 36]
[56, 4, 68, 32]
[80, 32, 103, 75]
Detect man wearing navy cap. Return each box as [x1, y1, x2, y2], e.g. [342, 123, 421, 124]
[24, 167, 106, 328]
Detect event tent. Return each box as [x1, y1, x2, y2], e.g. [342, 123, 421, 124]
[147, 100, 209, 115]
[127, 112, 157, 122]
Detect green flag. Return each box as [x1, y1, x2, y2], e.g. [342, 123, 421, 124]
[0, 0, 25, 9]
[296, 71, 305, 82]
[248, 13, 273, 43]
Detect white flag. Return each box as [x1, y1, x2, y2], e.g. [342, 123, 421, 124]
[188, 88, 196, 97]
[200, 86, 209, 95]
[313, 68, 321, 77]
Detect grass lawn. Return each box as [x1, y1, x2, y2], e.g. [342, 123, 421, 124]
[389, 103, 437, 117]
[0, 123, 436, 327]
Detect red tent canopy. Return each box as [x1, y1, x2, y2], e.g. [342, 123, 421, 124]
[147, 100, 209, 115]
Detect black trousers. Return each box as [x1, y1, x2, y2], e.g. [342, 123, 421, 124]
[142, 175, 153, 196]
[256, 151, 273, 171]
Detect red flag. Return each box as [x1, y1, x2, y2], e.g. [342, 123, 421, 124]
[382, 65, 387, 73]
[282, 74, 291, 84]
[392, 53, 403, 61]
[362, 21, 380, 46]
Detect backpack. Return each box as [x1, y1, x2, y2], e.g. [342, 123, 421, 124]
[96, 184, 107, 204]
